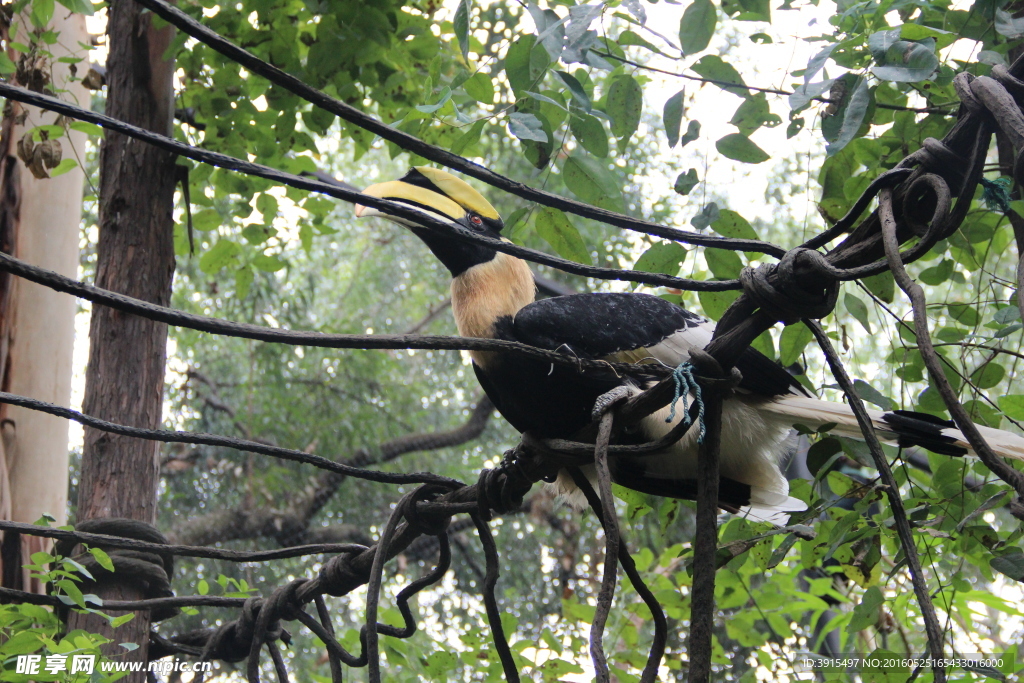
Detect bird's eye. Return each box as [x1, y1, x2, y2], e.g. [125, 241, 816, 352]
[470, 214, 484, 227]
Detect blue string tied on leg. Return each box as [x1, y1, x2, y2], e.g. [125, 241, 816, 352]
[665, 361, 705, 443]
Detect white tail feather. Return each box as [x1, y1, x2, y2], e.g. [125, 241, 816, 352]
[738, 487, 808, 526]
[757, 395, 1024, 462]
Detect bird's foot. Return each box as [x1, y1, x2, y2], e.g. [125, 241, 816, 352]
[591, 385, 633, 422]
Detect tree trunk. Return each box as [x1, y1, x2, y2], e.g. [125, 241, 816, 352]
[65, 0, 177, 673]
[0, 10, 88, 592]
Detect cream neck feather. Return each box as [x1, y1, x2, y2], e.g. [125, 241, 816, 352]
[450, 251, 535, 361]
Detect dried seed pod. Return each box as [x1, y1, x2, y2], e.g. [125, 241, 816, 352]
[16, 132, 35, 165]
[38, 138, 62, 169]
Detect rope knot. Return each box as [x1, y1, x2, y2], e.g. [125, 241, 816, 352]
[53, 518, 178, 622]
[319, 548, 370, 597]
[739, 248, 839, 324]
[403, 485, 452, 537]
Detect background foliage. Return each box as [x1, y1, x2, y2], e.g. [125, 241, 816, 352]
[4, 0, 1024, 680]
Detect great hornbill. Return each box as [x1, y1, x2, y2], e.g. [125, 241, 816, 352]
[356, 167, 1024, 523]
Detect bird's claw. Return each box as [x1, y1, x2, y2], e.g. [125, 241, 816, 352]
[591, 385, 633, 422]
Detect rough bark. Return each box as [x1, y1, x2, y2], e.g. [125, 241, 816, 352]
[0, 10, 87, 592]
[65, 0, 177, 672]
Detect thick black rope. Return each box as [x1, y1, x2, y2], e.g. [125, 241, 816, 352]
[588, 410, 619, 682]
[685, 350, 728, 683]
[51, 519, 179, 622]
[0, 251, 671, 376]
[0, 519, 369, 562]
[0, 392, 462, 486]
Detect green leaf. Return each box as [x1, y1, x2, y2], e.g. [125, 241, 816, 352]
[899, 23, 955, 49]
[612, 483, 651, 513]
[253, 254, 286, 272]
[524, 91, 566, 109]
[711, 209, 758, 240]
[242, 224, 275, 245]
[56, 579, 86, 608]
[415, 86, 452, 114]
[0, 53, 17, 75]
[554, 70, 592, 112]
[508, 112, 548, 143]
[995, 9, 1024, 40]
[453, 0, 471, 59]
[822, 74, 870, 155]
[691, 55, 747, 96]
[803, 45, 835, 84]
[789, 79, 834, 113]
[235, 266, 254, 299]
[680, 120, 701, 147]
[256, 193, 279, 218]
[995, 306, 1021, 324]
[862, 270, 895, 303]
[1, 630, 48, 655]
[716, 133, 769, 163]
[535, 207, 591, 265]
[424, 650, 460, 677]
[30, 124, 65, 142]
[807, 436, 842, 476]
[779, 323, 813, 366]
[971, 362, 1005, 390]
[561, 153, 620, 208]
[663, 89, 685, 147]
[673, 168, 699, 195]
[617, 29, 663, 54]
[30, 0, 55, 27]
[847, 586, 884, 634]
[89, 548, 114, 572]
[49, 158, 78, 177]
[69, 120, 104, 137]
[679, 0, 717, 55]
[690, 202, 720, 230]
[844, 291, 872, 333]
[568, 113, 608, 158]
[199, 239, 241, 274]
[505, 35, 547, 94]
[993, 323, 1021, 339]
[853, 379, 894, 410]
[869, 28, 938, 82]
[990, 547, 1024, 582]
[633, 242, 687, 277]
[958, 491, 1012, 534]
[607, 74, 643, 142]
[947, 303, 980, 326]
[56, 0, 94, 15]
[193, 209, 222, 232]
[705, 248, 742, 278]
[504, 206, 530, 241]
[730, 93, 779, 135]
[699, 289, 741, 320]
[451, 119, 486, 156]
[463, 73, 494, 103]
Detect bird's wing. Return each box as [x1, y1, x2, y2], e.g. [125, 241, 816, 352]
[507, 292, 806, 398]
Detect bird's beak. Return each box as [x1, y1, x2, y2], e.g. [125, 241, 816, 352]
[354, 180, 463, 224]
